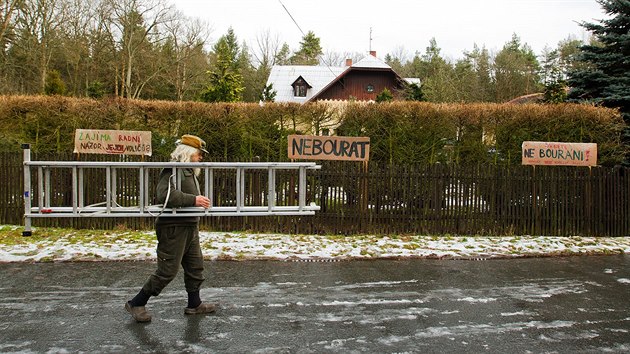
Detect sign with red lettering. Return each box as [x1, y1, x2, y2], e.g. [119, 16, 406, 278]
[522, 141, 597, 166]
[74, 129, 152, 156]
[288, 135, 370, 161]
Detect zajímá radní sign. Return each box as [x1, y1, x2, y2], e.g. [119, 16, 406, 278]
[74, 129, 152, 156]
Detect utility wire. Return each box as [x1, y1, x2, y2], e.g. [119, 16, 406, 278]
[277, 0, 342, 81]
[278, 0, 305, 37]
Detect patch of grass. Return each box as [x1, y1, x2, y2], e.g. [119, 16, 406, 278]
[0, 227, 153, 247]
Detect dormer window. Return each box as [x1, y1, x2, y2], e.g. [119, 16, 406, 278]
[291, 76, 311, 98]
[294, 85, 307, 97]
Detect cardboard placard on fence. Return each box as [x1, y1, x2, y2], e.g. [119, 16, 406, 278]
[74, 129, 152, 156]
[522, 141, 597, 166]
[288, 135, 370, 161]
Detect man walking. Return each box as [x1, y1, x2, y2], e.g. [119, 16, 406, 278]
[125, 134, 216, 323]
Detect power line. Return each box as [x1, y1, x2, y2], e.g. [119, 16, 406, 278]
[278, 0, 306, 37]
[276, 0, 341, 80]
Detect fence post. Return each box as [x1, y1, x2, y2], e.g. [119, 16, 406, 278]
[531, 165, 536, 235]
[22, 144, 32, 236]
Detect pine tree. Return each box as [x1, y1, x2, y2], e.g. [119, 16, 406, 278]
[200, 28, 244, 102]
[44, 70, 66, 96]
[289, 31, 322, 65]
[260, 83, 277, 102]
[494, 34, 541, 102]
[567, 0, 630, 162]
[376, 88, 393, 102]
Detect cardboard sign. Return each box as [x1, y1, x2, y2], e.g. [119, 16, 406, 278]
[522, 141, 597, 166]
[74, 129, 152, 156]
[288, 135, 370, 161]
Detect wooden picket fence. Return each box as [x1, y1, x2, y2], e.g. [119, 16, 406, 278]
[1, 152, 629, 236]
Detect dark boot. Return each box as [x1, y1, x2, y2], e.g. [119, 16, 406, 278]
[184, 302, 218, 315]
[125, 301, 152, 322]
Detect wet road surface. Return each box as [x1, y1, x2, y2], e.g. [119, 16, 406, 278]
[1, 256, 629, 353]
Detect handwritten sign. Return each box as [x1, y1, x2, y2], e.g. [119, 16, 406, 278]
[288, 135, 370, 161]
[74, 129, 152, 156]
[522, 141, 597, 166]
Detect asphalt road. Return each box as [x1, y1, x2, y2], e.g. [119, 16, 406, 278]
[1, 256, 629, 353]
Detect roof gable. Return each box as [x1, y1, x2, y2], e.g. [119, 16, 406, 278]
[291, 75, 312, 88]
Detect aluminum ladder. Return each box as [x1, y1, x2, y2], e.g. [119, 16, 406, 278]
[22, 145, 320, 236]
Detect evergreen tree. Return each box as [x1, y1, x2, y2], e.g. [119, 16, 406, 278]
[260, 83, 277, 102]
[417, 38, 459, 102]
[376, 88, 393, 102]
[200, 28, 244, 102]
[44, 70, 66, 96]
[540, 47, 567, 103]
[239, 42, 261, 102]
[567, 0, 630, 155]
[275, 43, 291, 65]
[289, 31, 322, 65]
[404, 82, 424, 101]
[540, 38, 582, 103]
[455, 45, 494, 102]
[494, 34, 542, 102]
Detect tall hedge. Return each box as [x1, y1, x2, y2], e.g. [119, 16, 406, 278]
[0, 95, 626, 165]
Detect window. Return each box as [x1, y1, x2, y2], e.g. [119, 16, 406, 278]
[294, 84, 307, 97]
[366, 84, 374, 93]
[291, 76, 311, 97]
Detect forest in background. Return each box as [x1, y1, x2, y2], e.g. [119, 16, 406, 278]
[0, 0, 585, 103]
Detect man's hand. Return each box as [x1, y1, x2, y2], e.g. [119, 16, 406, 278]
[195, 195, 211, 208]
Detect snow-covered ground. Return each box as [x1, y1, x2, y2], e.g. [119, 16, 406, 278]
[1, 226, 629, 262]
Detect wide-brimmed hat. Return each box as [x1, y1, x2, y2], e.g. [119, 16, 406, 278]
[179, 134, 208, 154]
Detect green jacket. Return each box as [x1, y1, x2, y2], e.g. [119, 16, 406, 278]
[155, 168, 200, 225]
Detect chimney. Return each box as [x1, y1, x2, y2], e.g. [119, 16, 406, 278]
[345, 58, 353, 66]
[369, 50, 377, 57]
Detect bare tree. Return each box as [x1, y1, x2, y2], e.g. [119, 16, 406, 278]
[251, 29, 282, 69]
[319, 50, 345, 66]
[163, 13, 211, 100]
[16, 0, 68, 93]
[104, 0, 174, 98]
[0, 0, 21, 52]
[58, 0, 96, 95]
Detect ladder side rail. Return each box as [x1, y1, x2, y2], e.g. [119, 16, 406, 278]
[27, 208, 317, 218]
[24, 161, 320, 169]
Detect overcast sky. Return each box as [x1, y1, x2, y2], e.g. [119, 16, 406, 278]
[171, 0, 606, 61]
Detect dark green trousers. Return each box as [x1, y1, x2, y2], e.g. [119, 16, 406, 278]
[142, 224, 205, 296]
